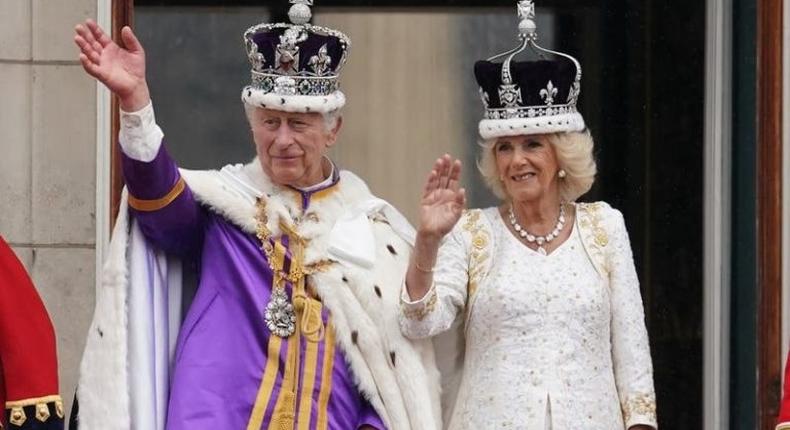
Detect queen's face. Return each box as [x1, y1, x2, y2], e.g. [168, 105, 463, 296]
[494, 134, 560, 203]
[249, 108, 341, 188]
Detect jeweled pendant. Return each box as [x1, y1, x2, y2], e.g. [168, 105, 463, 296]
[264, 289, 296, 337]
[538, 246, 547, 256]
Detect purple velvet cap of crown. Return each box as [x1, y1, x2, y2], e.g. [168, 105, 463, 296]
[250, 28, 346, 75]
[475, 57, 585, 139]
[475, 59, 577, 109]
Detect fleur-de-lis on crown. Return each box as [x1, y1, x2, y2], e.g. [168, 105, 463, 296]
[539, 80, 558, 106]
[479, 88, 490, 107]
[308, 44, 332, 76]
[246, 39, 266, 72]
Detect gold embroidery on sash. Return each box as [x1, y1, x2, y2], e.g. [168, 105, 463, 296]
[246, 335, 284, 429]
[268, 332, 299, 430]
[297, 305, 322, 430]
[316, 323, 336, 430]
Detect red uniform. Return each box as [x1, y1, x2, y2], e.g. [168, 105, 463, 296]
[0, 236, 63, 429]
[779, 349, 790, 429]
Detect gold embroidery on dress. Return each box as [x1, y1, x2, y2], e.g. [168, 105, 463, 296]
[462, 210, 491, 305]
[621, 392, 657, 424]
[577, 202, 610, 276]
[402, 289, 438, 321]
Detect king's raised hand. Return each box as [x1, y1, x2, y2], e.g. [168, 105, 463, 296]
[418, 155, 466, 242]
[74, 20, 150, 111]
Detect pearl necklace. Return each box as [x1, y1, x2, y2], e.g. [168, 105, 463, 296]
[508, 204, 566, 255]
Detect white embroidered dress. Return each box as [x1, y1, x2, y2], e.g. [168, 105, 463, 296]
[400, 203, 657, 430]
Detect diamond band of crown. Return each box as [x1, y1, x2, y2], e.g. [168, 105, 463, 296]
[251, 72, 340, 97]
[485, 103, 578, 120]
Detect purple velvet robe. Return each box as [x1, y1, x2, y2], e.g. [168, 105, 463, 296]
[122, 144, 384, 430]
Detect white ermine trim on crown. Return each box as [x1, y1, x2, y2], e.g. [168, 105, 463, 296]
[242, 87, 346, 113]
[478, 112, 585, 139]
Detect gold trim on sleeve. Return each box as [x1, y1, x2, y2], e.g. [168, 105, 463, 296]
[35, 403, 50, 422]
[621, 392, 657, 425]
[401, 289, 438, 321]
[9, 407, 25, 426]
[5, 395, 63, 409]
[128, 176, 186, 212]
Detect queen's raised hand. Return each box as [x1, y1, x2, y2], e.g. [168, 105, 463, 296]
[417, 154, 466, 242]
[74, 20, 150, 111]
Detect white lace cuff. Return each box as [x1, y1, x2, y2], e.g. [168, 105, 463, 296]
[119, 101, 164, 162]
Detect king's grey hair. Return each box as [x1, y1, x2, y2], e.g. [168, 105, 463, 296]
[243, 103, 340, 132]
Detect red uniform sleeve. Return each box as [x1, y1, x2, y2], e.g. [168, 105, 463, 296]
[777, 350, 790, 429]
[0, 236, 64, 427]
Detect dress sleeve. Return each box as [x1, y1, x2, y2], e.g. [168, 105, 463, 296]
[399, 225, 469, 339]
[607, 209, 658, 429]
[119, 103, 206, 256]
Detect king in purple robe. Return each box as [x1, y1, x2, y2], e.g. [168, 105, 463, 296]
[71, 2, 441, 429]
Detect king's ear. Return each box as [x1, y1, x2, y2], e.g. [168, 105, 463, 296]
[326, 116, 343, 148]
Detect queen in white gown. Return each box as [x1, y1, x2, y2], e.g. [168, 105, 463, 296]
[398, 2, 657, 429]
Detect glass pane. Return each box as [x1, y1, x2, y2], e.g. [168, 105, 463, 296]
[135, 6, 270, 169]
[136, 4, 705, 428]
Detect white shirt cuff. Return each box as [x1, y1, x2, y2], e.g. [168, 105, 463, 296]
[119, 101, 165, 162]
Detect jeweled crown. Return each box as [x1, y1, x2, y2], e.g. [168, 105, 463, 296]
[476, 0, 585, 139]
[241, 0, 351, 113]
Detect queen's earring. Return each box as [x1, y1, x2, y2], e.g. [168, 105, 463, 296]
[558, 169, 567, 178]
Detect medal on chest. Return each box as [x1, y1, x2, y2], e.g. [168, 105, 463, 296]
[255, 196, 332, 338]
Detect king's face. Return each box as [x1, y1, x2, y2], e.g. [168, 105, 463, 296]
[249, 108, 341, 188]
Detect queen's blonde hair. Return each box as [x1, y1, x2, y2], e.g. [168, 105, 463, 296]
[477, 131, 597, 202]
